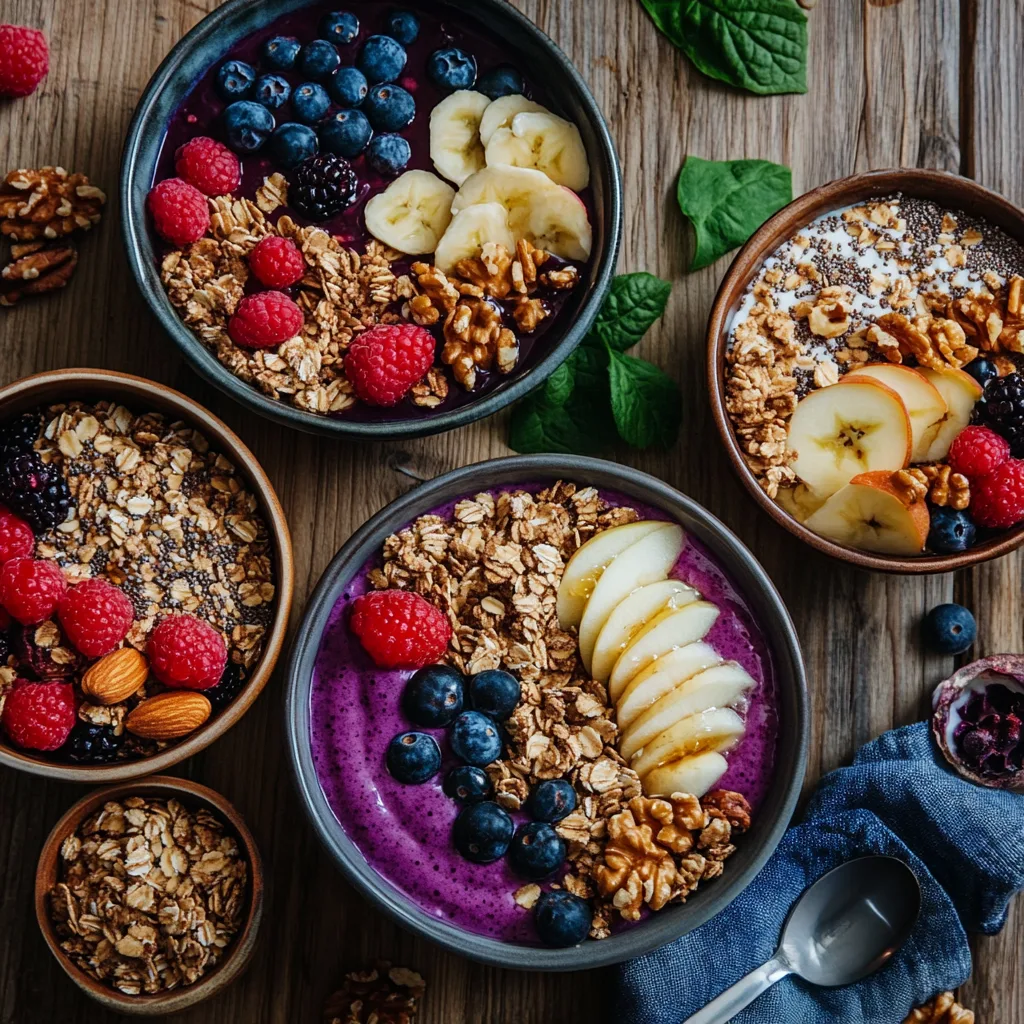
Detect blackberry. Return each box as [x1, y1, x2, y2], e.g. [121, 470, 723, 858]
[0, 412, 42, 461]
[978, 372, 1024, 456]
[205, 662, 246, 712]
[291, 153, 358, 220]
[64, 722, 125, 764]
[0, 452, 72, 532]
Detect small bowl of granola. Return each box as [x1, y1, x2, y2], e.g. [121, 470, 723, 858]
[0, 368, 293, 780]
[35, 775, 263, 1014]
[709, 169, 1024, 573]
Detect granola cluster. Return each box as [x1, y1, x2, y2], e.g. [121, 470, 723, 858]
[322, 962, 426, 1024]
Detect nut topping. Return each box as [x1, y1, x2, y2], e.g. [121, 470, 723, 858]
[0, 167, 105, 241]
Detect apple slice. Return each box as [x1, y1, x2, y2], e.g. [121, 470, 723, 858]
[616, 641, 721, 730]
[642, 751, 730, 799]
[803, 469, 930, 555]
[845, 363, 948, 462]
[787, 379, 912, 497]
[608, 601, 721, 702]
[578, 524, 685, 672]
[630, 707, 745, 779]
[918, 366, 984, 461]
[775, 482, 828, 523]
[556, 521, 665, 629]
[619, 662, 754, 762]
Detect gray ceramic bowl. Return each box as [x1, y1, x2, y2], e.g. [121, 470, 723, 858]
[285, 455, 808, 969]
[120, 0, 622, 440]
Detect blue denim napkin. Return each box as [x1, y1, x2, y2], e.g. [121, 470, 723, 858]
[615, 723, 1024, 1024]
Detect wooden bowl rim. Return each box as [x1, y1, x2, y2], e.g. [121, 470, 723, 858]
[706, 168, 1024, 574]
[0, 368, 295, 779]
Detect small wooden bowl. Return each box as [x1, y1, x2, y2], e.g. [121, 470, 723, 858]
[707, 168, 1024, 574]
[0, 368, 294, 779]
[35, 775, 263, 1016]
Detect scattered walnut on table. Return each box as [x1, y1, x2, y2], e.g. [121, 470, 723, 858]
[903, 992, 974, 1024]
[323, 962, 426, 1024]
[0, 166, 105, 241]
[0, 240, 78, 306]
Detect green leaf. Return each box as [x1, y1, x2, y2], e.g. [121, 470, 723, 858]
[640, 0, 808, 96]
[591, 273, 673, 352]
[677, 155, 792, 270]
[607, 349, 682, 449]
[509, 390, 611, 455]
[543, 359, 576, 405]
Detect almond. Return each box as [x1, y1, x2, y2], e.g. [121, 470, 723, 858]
[125, 691, 211, 740]
[80, 647, 150, 705]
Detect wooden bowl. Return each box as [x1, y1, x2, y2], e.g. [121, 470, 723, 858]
[0, 368, 294, 779]
[35, 775, 263, 1015]
[707, 168, 1024, 574]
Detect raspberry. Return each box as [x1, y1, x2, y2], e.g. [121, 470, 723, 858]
[147, 177, 211, 247]
[344, 323, 436, 406]
[228, 290, 304, 349]
[248, 235, 305, 289]
[147, 615, 228, 690]
[1, 680, 75, 751]
[350, 589, 451, 669]
[0, 24, 48, 98]
[0, 506, 33, 563]
[58, 578, 135, 658]
[948, 425, 1011, 481]
[970, 458, 1024, 528]
[0, 557, 67, 625]
[174, 136, 241, 197]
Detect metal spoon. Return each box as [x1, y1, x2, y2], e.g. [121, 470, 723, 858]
[682, 855, 922, 1024]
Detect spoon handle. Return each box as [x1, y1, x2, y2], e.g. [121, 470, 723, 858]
[680, 955, 792, 1024]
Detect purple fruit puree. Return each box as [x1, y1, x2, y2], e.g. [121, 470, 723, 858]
[153, 0, 590, 422]
[309, 487, 779, 943]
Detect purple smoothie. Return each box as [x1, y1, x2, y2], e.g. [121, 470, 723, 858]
[309, 487, 779, 943]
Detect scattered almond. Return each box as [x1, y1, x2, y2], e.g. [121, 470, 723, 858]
[80, 647, 149, 705]
[125, 690, 211, 740]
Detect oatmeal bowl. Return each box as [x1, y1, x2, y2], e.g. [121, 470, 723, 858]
[121, 0, 622, 439]
[285, 455, 808, 969]
[0, 369, 293, 781]
[709, 169, 1024, 573]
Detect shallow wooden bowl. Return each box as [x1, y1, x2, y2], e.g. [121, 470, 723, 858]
[0, 368, 294, 779]
[707, 168, 1024, 574]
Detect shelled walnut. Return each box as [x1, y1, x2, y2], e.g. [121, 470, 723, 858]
[0, 166, 105, 241]
[903, 992, 974, 1024]
[0, 240, 78, 306]
[868, 313, 979, 371]
[944, 274, 1024, 354]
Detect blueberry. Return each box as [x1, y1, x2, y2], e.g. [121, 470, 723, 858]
[534, 890, 593, 947]
[363, 84, 416, 132]
[254, 73, 291, 110]
[270, 122, 319, 169]
[366, 133, 411, 176]
[403, 664, 464, 727]
[216, 60, 256, 100]
[508, 822, 566, 880]
[924, 603, 977, 655]
[222, 100, 275, 153]
[928, 506, 977, 554]
[386, 731, 441, 784]
[452, 801, 513, 863]
[262, 35, 301, 71]
[320, 10, 360, 46]
[427, 47, 477, 92]
[477, 64, 525, 99]
[468, 669, 520, 719]
[443, 765, 493, 804]
[386, 10, 420, 45]
[358, 35, 407, 84]
[525, 779, 576, 823]
[292, 82, 332, 124]
[299, 39, 342, 80]
[449, 710, 503, 767]
[329, 65, 369, 107]
[966, 358, 999, 389]
[319, 109, 373, 158]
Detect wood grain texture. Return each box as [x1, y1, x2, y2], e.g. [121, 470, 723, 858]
[0, 0, 1018, 1021]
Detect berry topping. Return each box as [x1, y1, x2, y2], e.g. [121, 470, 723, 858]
[977, 371, 1024, 456]
[319, 109, 373, 159]
[0, 24, 49, 98]
[216, 59, 256, 100]
[222, 99, 275, 153]
[449, 710, 502, 767]
[1, 680, 75, 751]
[64, 721, 125, 764]
[953, 682, 1024, 780]
[386, 731, 442, 784]
[0, 411, 42, 458]
[147, 614, 228, 690]
[0, 557, 67, 625]
[508, 821, 567, 880]
[174, 136, 241, 197]
[343, 322, 434, 406]
[228, 290, 304, 349]
[428, 47, 478, 92]
[924, 603, 977, 656]
[292, 81, 331, 124]
[948, 425, 1011, 481]
[966, 357, 999, 389]
[452, 801, 513, 864]
[386, 11, 420, 46]
[320, 10, 360, 46]
[291, 152, 359, 219]
[58, 577, 134, 658]
[366, 133, 411, 176]
[350, 589, 451, 669]
[927, 506, 977, 554]
[204, 663, 246, 712]
[0, 506, 34, 563]
[443, 765, 492, 804]
[12, 621, 83, 679]
[329, 65, 369, 108]
[534, 890, 592, 947]
[299, 39, 341, 81]
[477, 64, 524, 100]
[262, 35, 300, 71]
[363, 84, 416, 132]
[525, 779, 577, 823]
[402, 664, 464, 727]
[254, 72, 291, 110]
[147, 177, 211, 247]
[270, 121, 319, 169]
[467, 669, 521, 719]
[970, 458, 1024, 528]
[0, 451, 72, 532]
[358, 35, 407, 85]
[248, 235, 306, 289]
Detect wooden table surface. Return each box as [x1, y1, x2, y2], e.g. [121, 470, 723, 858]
[1, 0, 1021, 1021]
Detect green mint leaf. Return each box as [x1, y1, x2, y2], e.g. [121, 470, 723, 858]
[509, 390, 612, 455]
[607, 349, 682, 449]
[543, 359, 576, 406]
[591, 272, 673, 352]
[640, 0, 808, 96]
[677, 156, 792, 270]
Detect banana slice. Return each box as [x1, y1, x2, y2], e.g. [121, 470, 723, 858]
[479, 94, 547, 146]
[430, 89, 491, 185]
[616, 641, 722, 730]
[630, 707, 745, 780]
[485, 111, 590, 191]
[643, 751, 730, 799]
[525, 183, 593, 260]
[363, 170, 456, 255]
[434, 202, 515, 273]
